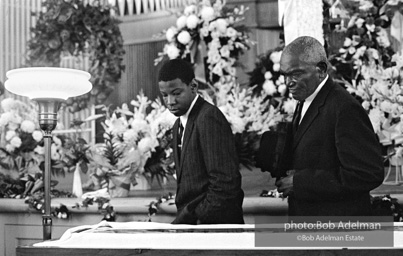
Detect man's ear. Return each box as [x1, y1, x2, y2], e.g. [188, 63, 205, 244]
[190, 79, 198, 90]
[316, 61, 328, 74]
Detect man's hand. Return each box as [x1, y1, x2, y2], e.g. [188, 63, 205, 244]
[275, 170, 295, 197]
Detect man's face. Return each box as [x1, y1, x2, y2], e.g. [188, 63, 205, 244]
[280, 52, 322, 101]
[159, 78, 196, 116]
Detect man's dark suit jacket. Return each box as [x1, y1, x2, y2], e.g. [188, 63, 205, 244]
[171, 96, 244, 224]
[289, 77, 384, 216]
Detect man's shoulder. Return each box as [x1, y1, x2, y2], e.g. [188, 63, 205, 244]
[327, 81, 361, 105]
[197, 97, 221, 114]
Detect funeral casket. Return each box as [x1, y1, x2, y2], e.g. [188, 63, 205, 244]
[16, 220, 403, 256]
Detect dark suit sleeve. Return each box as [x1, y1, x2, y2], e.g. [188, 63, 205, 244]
[193, 107, 242, 222]
[293, 100, 384, 201]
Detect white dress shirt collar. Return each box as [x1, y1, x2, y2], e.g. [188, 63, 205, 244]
[180, 94, 199, 129]
[300, 74, 329, 122]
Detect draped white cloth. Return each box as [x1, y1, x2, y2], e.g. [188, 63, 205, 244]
[33, 221, 403, 249]
[278, 0, 324, 46]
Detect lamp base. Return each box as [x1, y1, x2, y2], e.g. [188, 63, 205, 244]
[42, 215, 52, 240]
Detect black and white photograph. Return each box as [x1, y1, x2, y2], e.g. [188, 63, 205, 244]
[0, 0, 403, 255]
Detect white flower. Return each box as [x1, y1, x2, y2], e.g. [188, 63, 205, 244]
[7, 122, 19, 131]
[229, 67, 236, 76]
[355, 18, 365, 28]
[270, 51, 282, 63]
[380, 101, 393, 113]
[368, 48, 379, 60]
[278, 84, 287, 96]
[210, 31, 220, 39]
[366, 24, 375, 33]
[186, 14, 199, 29]
[348, 46, 356, 54]
[1, 98, 16, 112]
[228, 115, 246, 134]
[216, 18, 228, 34]
[177, 30, 191, 45]
[200, 26, 209, 37]
[263, 80, 277, 95]
[272, 63, 280, 72]
[362, 101, 370, 111]
[209, 51, 221, 64]
[176, 16, 187, 29]
[264, 71, 272, 80]
[123, 129, 138, 144]
[354, 46, 367, 58]
[358, 0, 374, 10]
[228, 16, 235, 25]
[387, 0, 400, 6]
[131, 118, 150, 134]
[343, 37, 352, 47]
[51, 144, 61, 160]
[104, 113, 127, 135]
[226, 27, 237, 38]
[32, 130, 43, 142]
[218, 59, 228, 68]
[165, 44, 180, 59]
[34, 145, 45, 155]
[138, 137, 157, 154]
[283, 99, 296, 115]
[20, 120, 36, 133]
[201, 6, 215, 21]
[212, 64, 223, 76]
[368, 108, 384, 133]
[219, 45, 230, 58]
[184, 4, 197, 16]
[5, 130, 16, 141]
[0, 112, 13, 127]
[377, 28, 391, 48]
[10, 136, 22, 148]
[52, 135, 62, 147]
[209, 38, 221, 50]
[5, 144, 15, 153]
[165, 27, 177, 42]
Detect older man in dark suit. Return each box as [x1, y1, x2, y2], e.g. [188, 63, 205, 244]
[158, 59, 244, 224]
[276, 36, 384, 216]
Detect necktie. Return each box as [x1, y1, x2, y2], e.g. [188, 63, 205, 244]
[292, 100, 304, 132]
[178, 122, 184, 148]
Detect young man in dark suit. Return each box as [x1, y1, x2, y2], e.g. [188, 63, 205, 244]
[276, 36, 384, 216]
[158, 59, 244, 224]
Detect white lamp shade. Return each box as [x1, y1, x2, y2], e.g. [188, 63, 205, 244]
[5, 67, 92, 100]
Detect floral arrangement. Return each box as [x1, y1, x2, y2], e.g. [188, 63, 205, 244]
[85, 92, 177, 196]
[155, 0, 250, 87]
[148, 192, 175, 220]
[326, 0, 403, 161]
[247, 41, 296, 122]
[328, 0, 397, 82]
[0, 98, 69, 198]
[371, 194, 403, 221]
[26, 0, 125, 112]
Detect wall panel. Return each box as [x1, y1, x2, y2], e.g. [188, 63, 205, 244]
[108, 40, 167, 107]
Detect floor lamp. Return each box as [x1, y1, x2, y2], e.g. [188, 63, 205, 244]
[5, 67, 92, 240]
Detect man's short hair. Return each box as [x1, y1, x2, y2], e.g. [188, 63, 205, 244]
[283, 36, 327, 66]
[158, 59, 195, 85]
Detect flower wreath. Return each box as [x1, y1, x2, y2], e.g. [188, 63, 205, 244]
[155, 0, 250, 88]
[26, 0, 125, 112]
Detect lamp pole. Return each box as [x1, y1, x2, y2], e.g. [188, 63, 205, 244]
[37, 99, 62, 240]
